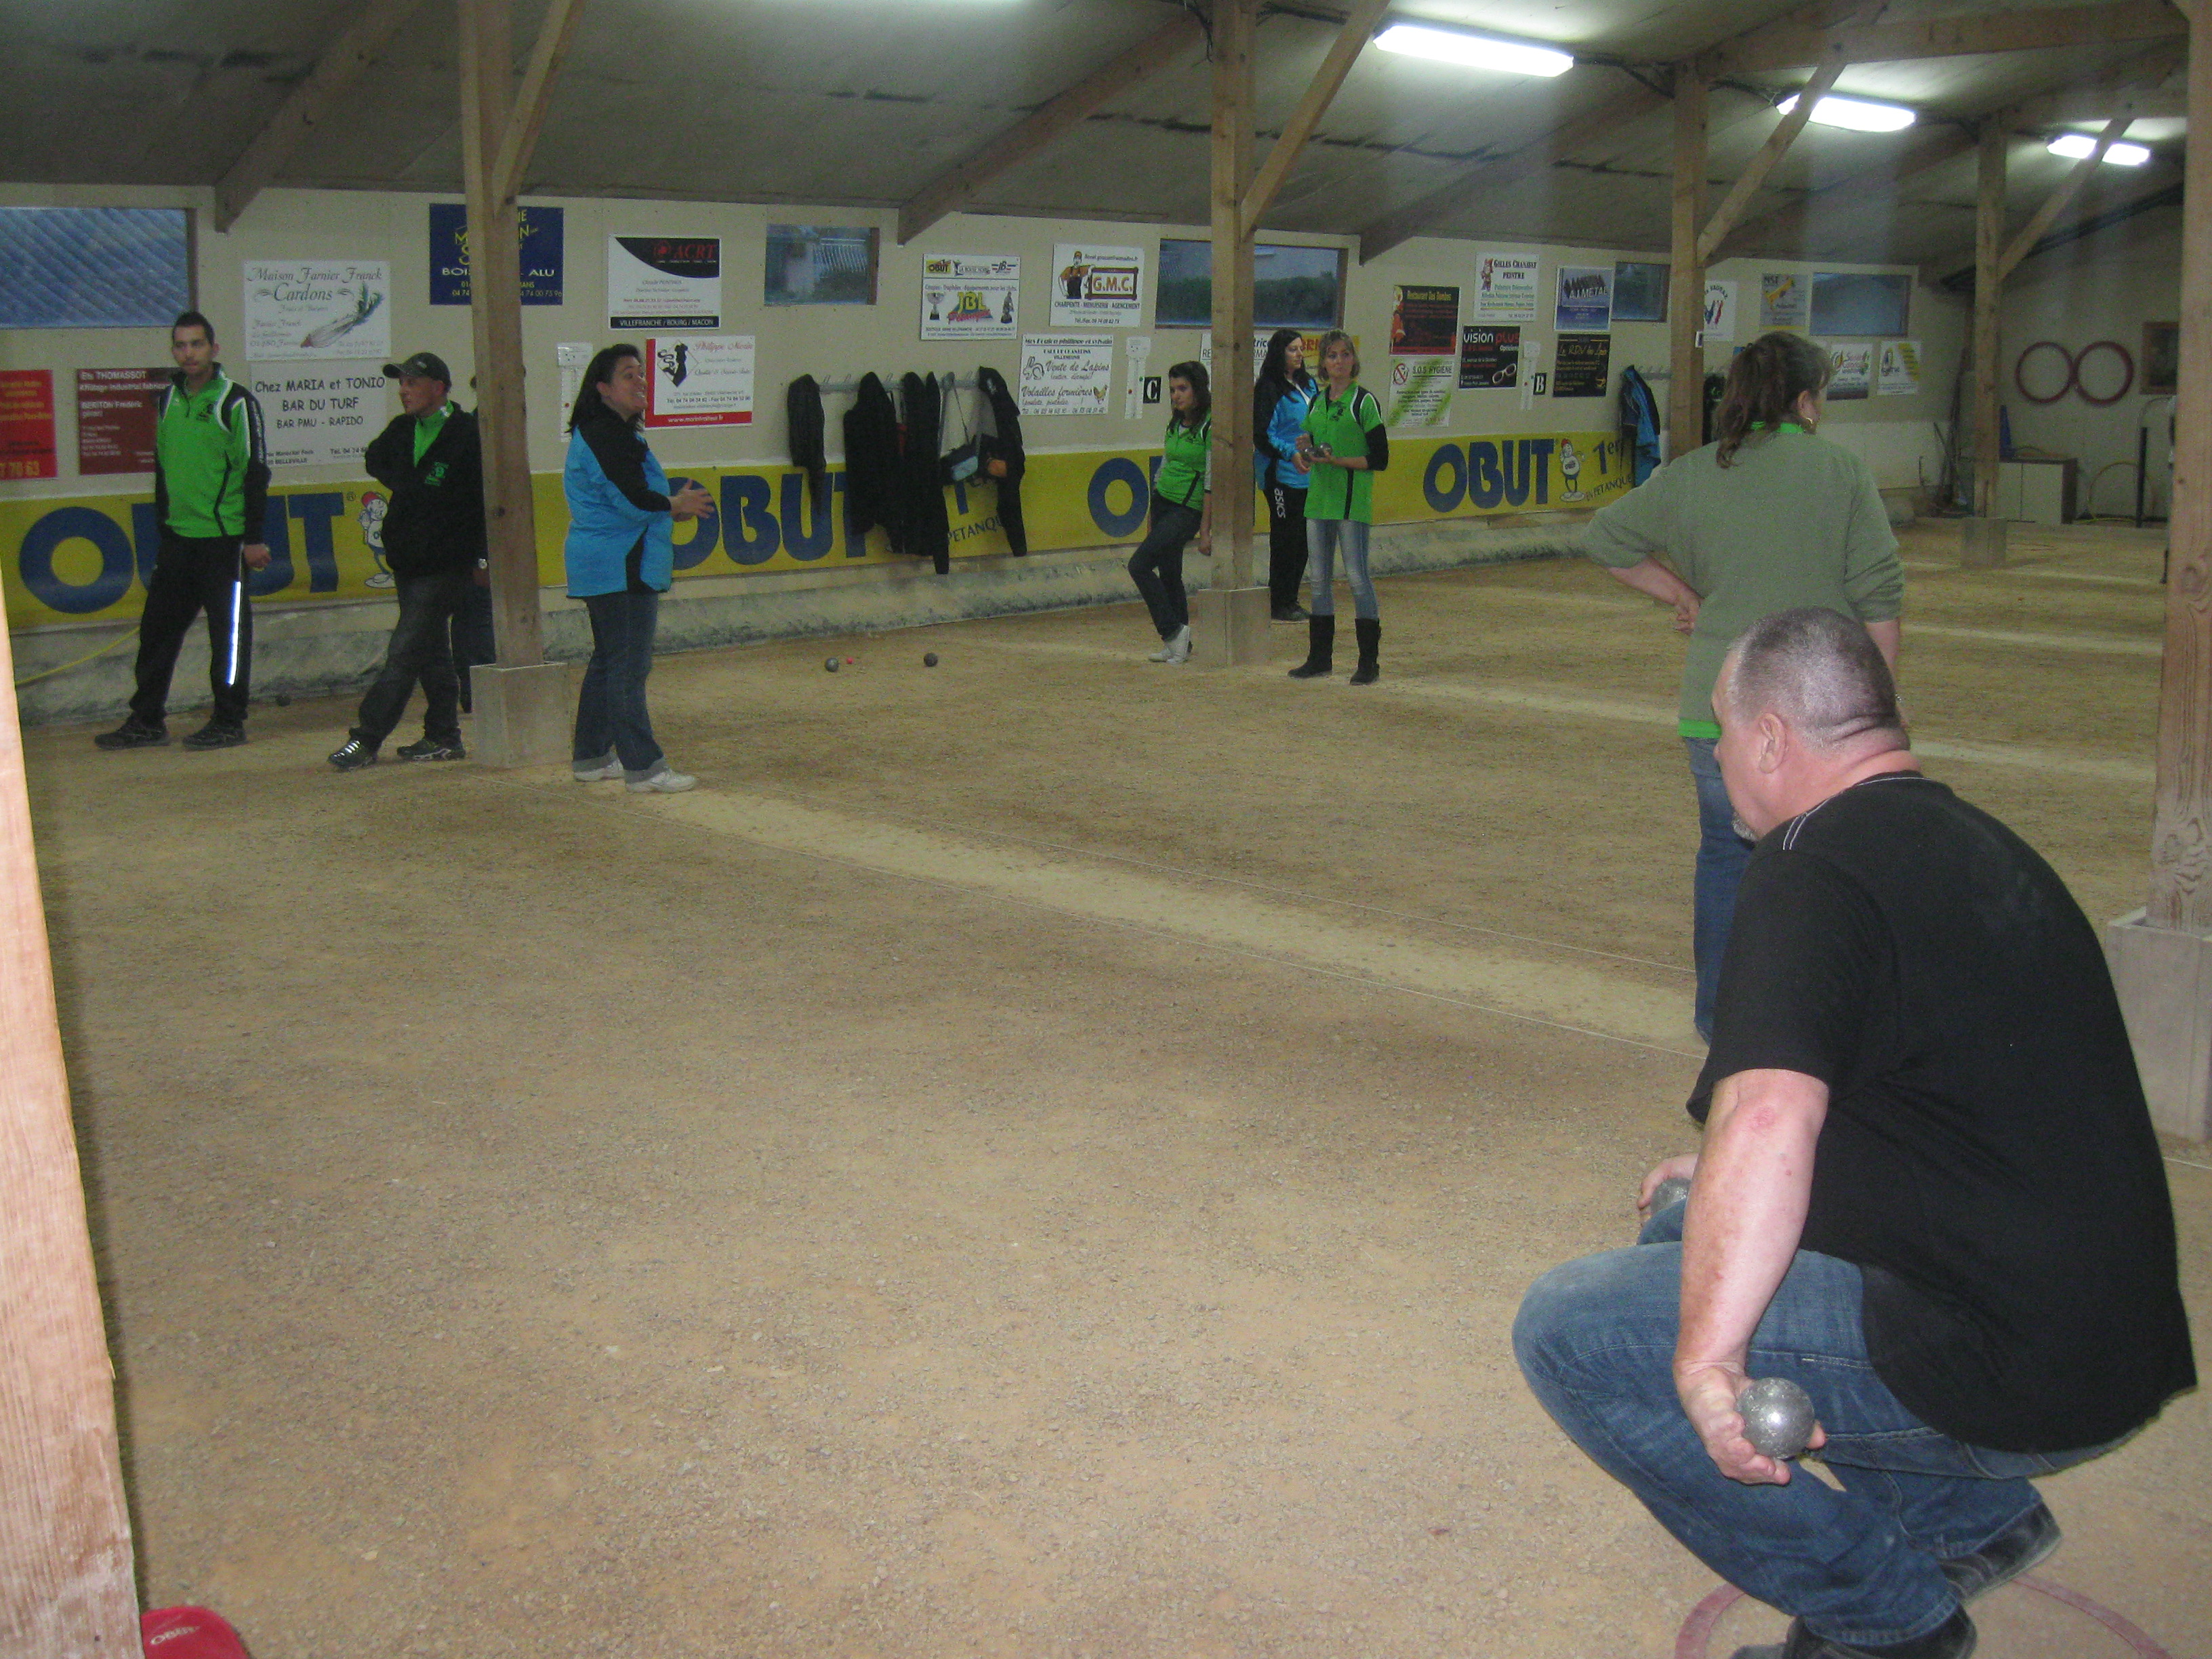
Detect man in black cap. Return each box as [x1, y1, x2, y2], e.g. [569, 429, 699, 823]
[330, 351, 485, 769]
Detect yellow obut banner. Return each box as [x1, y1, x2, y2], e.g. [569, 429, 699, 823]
[0, 429, 1626, 630]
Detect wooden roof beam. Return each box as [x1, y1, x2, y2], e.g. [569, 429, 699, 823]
[213, 0, 429, 232]
[1696, 48, 1848, 262]
[896, 14, 1204, 246]
[493, 0, 587, 206]
[1242, 0, 1393, 241]
[1703, 1, 2184, 78]
[1999, 115, 2131, 279]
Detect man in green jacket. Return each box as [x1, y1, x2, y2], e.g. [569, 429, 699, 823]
[96, 310, 272, 751]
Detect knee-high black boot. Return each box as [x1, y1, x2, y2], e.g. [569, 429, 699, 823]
[1349, 617, 1380, 685]
[1288, 613, 1334, 679]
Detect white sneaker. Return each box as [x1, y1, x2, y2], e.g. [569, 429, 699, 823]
[1163, 624, 1192, 664]
[628, 768, 699, 794]
[573, 758, 623, 781]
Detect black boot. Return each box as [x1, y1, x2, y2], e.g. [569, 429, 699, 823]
[1288, 613, 1334, 679]
[1348, 617, 1380, 684]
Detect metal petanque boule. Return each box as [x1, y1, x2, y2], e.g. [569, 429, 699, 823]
[1737, 1376, 1817, 1459]
[1650, 1174, 1692, 1213]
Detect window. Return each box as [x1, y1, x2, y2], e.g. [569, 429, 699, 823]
[1155, 239, 1344, 330]
[0, 207, 192, 329]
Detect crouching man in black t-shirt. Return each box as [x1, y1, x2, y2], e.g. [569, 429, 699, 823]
[1514, 607, 2194, 1659]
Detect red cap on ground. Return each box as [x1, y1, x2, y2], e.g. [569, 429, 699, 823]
[142, 1605, 251, 1658]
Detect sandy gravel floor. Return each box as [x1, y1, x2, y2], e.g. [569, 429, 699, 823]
[30, 520, 2209, 1658]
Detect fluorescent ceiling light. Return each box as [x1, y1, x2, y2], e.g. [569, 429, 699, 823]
[1775, 94, 1916, 133]
[1373, 22, 1574, 77]
[2048, 132, 2152, 166]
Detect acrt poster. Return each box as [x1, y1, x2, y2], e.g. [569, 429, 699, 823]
[609, 236, 721, 329]
[644, 333, 756, 428]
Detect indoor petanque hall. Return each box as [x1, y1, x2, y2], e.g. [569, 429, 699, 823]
[1, 4, 2209, 1658]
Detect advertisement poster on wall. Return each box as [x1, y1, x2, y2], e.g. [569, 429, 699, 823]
[765, 224, 879, 306]
[556, 342, 593, 443]
[1050, 244, 1145, 328]
[608, 236, 721, 329]
[922, 254, 1021, 340]
[0, 370, 56, 480]
[1458, 325, 1521, 390]
[1474, 252, 1540, 322]
[643, 334, 756, 428]
[1823, 340, 1873, 401]
[1555, 266, 1613, 331]
[1876, 340, 1923, 396]
[1018, 333, 1115, 416]
[243, 261, 392, 362]
[1391, 285, 1459, 354]
[1759, 272, 1807, 330]
[1703, 279, 1739, 342]
[1552, 333, 1613, 398]
[428, 204, 565, 306]
[75, 367, 167, 475]
[1389, 358, 1454, 427]
[249, 363, 387, 467]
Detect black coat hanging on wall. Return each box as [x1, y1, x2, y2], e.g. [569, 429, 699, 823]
[901, 371, 951, 575]
[842, 372, 903, 554]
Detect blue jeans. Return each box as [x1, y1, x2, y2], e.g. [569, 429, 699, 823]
[574, 589, 666, 778]
[1685, 736, 1753, 1042]
[354, 567, 471, 745]
[1514, 1202, 2106, 1649]
[1306, 518, 1376, 618]
[1128, 498, 1200, 639]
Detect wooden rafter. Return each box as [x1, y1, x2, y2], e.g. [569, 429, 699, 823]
[213, 0, 429, 230]
[1703, 1, 2184, 78]
[1719, 125, 1975, 258]
[493, 0, 587, 205]
[1242, 0, 1393, 240]
[1696, 49, 1847, 262]
[1999, 115, 2131, 279]
[896, 15, 1204, 246]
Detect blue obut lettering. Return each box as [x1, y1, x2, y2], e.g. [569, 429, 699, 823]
[1088, 457, 1149, 539]
[668, 476, 719, 569]
[1422, 443, 1467, 514]
[18, 506, 134, 615]
[719, 474, 780, 565]
[1469, 441, 1507, 510]
[781, 472, 834, 561]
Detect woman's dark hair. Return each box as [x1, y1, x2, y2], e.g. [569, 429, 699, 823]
[1714, 331, 1831, 467]
[569, 343, 642, 434]
[1165, 360, 1211, 429]
[1258, 328, 1311, 391]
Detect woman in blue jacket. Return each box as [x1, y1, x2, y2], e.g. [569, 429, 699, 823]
[1252, 329, 1315, 620]
[564, 344, 714, 792]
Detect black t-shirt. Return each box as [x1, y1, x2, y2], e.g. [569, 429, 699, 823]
[1689, 772, 2195, 1452]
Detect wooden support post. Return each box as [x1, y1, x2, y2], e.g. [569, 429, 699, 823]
[1191, 0, 1266, 668]
[2106, 0, 2212, 1141]
[0, 618, 138, 1647]
[459, 0, 543, 669]
[1967, 119, 2007, 556]
[1666, 70, 1708, 458]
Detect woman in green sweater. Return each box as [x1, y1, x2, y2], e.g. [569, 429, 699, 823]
[1127, 361, 1213, 664]
[1582, 331, 1904, 1040]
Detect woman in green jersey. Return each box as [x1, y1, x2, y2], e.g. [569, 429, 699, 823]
[1289, 330, 1390, 684]
[1127, 361, 1213, 664]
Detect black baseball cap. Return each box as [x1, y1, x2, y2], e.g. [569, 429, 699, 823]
[384, 351, 452, 385]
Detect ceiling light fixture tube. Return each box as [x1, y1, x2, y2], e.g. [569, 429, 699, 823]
[1372, 22, 1574, 78]
[2047, 132, 2152, 166]
[1775, 94, 1917, 133]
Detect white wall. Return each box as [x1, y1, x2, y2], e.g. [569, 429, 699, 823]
[2001, 201, 2180, 522]
[0, 180, 1961, 500]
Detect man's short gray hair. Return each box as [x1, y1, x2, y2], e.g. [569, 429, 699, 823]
[1721, 607, 1906, 751]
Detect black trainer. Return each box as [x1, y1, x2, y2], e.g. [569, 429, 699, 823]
[181, 721, 245, 750]
[1731, 1606, 1975, 1659]
[94, 717, 168, 750]
[327, 735, 378, 771]
[396, 736, 466, 762]
[1940, 1501, 2060, 1601]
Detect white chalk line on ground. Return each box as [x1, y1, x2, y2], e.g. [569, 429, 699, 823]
[529, 780, 1704, 1057]
[1385, 681, 2153, 785]
[1900, 557, 2163, 590]
[1908, 621, 2160, 657]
